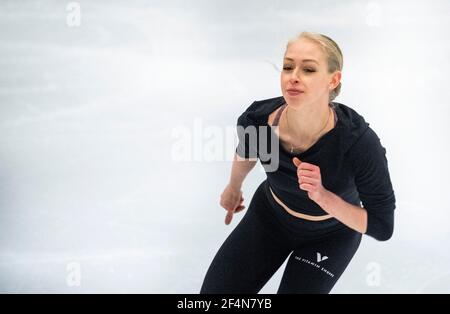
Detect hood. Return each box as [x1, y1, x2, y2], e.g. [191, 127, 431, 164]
[331, 100, 370, 154]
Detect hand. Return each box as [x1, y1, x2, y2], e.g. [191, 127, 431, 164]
[220, 184, 246, 225]
[292, 157, 328, 204]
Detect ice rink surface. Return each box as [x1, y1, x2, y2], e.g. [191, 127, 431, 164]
[0, 0, 449, 293]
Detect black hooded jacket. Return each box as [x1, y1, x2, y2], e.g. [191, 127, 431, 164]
[235, 96, 396, 241]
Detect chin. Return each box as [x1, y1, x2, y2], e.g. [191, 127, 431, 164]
[284, 93, 305, 102]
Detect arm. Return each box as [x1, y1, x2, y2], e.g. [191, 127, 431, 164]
[223, 152, 257, 225]
[231, 109, 259, 188]
[293, 157, 369, 235]
[328, 127, 396, 241]
[229, 152, 257, 189]
[316, 191, 368, 234]
[297, 127, 396, 241]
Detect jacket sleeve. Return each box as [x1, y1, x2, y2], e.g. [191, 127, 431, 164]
[350, 127, 396, 241]
[235, 104, 259, 160]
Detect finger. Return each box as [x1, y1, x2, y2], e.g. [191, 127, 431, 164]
[298, 169, 316, 175]
[297, 168, 316, 178]
[292, 157, 302, 167]
[225, 209, 234, 225]
[298, 176, 318, 185]
[234, 205, 246, 213]
[299, 183, 314, 190]
[297, 162, 317, 171]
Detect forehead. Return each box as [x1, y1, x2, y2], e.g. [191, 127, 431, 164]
[284, 38, 324, 63]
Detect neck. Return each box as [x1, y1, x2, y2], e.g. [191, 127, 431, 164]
[283, 101, 332, 142]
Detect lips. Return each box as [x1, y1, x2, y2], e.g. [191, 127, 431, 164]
[287, 89, 304, 96]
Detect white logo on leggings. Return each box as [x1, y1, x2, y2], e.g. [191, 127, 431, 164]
[294, 255, 334, 277]
[317, 252, 328, 262]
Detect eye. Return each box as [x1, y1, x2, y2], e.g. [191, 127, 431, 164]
[282, 66, 316, 73]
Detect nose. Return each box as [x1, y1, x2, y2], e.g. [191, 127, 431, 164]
[288, 75, 300, 85]
[289, 76, 299, 84]
[288, 69, 300, 83]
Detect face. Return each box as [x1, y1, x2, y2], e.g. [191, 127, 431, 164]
[281, 37, 341, 107]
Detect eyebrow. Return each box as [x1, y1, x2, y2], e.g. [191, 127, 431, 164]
[284, 57, 318, 64]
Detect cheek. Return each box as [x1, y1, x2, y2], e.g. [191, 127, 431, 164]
[308, 79, 327, 90]
[280, 75, 289, 86]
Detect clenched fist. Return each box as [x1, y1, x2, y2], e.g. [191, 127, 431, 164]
[293, 157, 328, 204]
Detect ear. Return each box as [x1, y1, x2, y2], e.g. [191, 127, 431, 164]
[330, 70, 342, 90]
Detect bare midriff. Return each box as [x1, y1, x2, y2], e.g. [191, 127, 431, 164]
[269, 186, 333, 221]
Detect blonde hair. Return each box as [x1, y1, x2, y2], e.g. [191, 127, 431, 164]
[286, 31, 343, 102]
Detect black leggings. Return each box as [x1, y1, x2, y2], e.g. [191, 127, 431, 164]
[200, 179, 362, 294]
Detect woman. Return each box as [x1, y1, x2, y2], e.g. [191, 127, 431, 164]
[200, 31, 396, 294]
